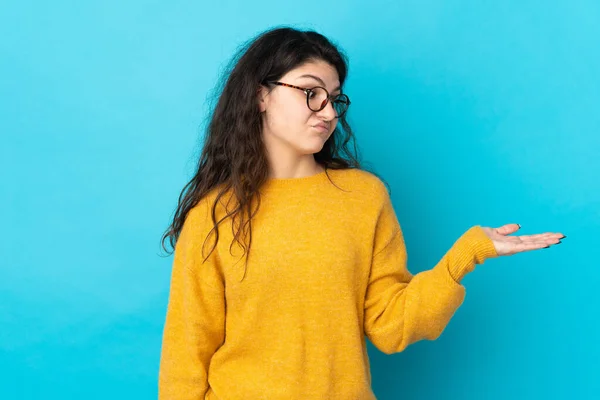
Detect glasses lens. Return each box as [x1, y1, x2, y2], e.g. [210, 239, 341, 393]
[332, 95, 349, 117]
[307, 87, 329, 112]
[307, 88, 350, 117]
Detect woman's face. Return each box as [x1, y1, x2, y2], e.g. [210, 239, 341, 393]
[258, 59, 341, 160]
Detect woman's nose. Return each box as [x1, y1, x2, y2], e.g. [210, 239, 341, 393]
[317, 100, 337, 120]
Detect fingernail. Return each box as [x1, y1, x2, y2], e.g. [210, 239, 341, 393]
[562, 235, 567, 239]
[517, 224, 522, 229]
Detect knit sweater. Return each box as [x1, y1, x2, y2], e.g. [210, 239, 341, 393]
[158, 167, 498, 399]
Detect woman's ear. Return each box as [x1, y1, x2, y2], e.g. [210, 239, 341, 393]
[257, 86, 268, 113]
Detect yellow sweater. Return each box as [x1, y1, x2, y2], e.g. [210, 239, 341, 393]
[158, 168, 498, 399]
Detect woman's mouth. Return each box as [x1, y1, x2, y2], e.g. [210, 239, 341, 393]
[312, 125, 329, 133]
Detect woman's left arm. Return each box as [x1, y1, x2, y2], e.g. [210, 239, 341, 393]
[362, 184, 564, 355]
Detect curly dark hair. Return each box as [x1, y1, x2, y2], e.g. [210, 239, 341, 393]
[160, 26, 384, 278]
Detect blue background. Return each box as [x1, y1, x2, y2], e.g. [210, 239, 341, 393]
[2, 0, 598, 398]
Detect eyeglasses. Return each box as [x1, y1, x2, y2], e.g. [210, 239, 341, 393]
[265, 81, 351, 118]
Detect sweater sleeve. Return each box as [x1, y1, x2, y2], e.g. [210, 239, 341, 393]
[158, 199, 225, 399]
[363, 185, 498, 355]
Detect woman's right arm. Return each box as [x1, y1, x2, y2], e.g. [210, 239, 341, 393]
[158, 202, 225, 399]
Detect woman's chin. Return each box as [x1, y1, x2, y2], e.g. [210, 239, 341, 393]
[297, 141, 326, 154]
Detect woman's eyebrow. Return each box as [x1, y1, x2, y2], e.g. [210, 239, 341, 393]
[297, 74, 341, 92]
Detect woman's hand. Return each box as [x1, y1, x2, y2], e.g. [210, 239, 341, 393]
[481, 224, 566, 257]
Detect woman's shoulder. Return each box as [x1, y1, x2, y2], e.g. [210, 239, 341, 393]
[329, 167, 386, 188]
[326, 167, 389, 201]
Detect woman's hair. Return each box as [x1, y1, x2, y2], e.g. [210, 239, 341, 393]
[160, 26, 382, 278]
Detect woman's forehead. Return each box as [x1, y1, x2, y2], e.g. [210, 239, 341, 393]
[285, 61, 340, 89]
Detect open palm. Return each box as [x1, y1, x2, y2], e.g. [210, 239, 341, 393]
[481, 224, 565, 257]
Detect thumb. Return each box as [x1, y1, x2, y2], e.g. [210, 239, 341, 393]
[495, 223, 521, 236]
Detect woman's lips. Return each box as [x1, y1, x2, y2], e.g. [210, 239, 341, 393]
[312, 125, 328, 133]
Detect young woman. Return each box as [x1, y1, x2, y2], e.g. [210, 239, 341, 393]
[158, 26, 565, 399]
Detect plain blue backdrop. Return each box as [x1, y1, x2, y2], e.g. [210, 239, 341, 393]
[1, 0, 598, 399]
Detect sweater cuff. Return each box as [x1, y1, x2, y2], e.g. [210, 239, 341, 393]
[448, 225, 498, 283]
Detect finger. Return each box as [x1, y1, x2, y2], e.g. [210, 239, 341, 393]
[495, 223, 521, 236]
[512, 240, 560, 254]
[515, 233, 564, 241]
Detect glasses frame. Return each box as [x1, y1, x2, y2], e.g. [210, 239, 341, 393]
[265, 81, 351, 118]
